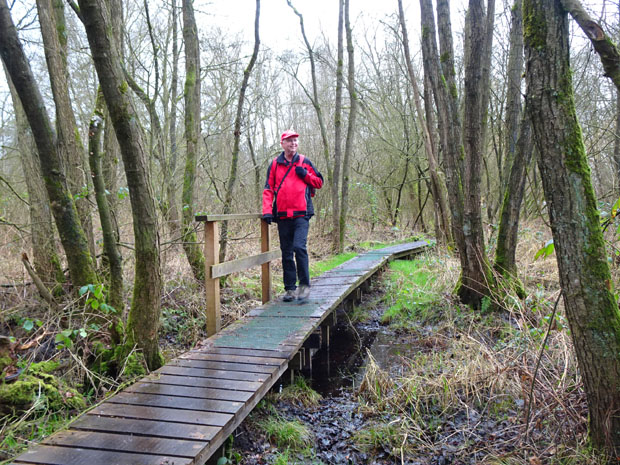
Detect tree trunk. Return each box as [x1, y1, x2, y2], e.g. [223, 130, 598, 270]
[165, 0, 181, 241]
[494, 0, 531, 293]
[0, 0, 98, 288]
[88, 88, 124, 316]
[398, 0, 451, 247]
[219, 0, 260, 263]
[332, 0, 344, 253]
[420, 0, 465, 254]
[339, 0, 357, 252]
[37, 0, 96, 260]
[525, 0, 620, 455]
[459, 0, 494, 306]
[180, 0, 206, 279]
[77, 0, 163, 370]
[5, 68, 64, 285]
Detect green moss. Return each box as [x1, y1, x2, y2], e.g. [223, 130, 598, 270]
[118, 81, 128, 94]
[0, 355, 12, 373]
[29, 361, 60, 375]
[523, 0, 546, 50]
[0, 363, 86, 415]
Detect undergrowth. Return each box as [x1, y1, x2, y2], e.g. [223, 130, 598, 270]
[354, 251, 607, 464]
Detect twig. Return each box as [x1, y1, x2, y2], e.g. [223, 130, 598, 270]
[21, 253, 59, 312]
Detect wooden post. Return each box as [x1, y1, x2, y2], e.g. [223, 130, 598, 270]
[204, 220, 221, 336]
[261, 219, 272, 304]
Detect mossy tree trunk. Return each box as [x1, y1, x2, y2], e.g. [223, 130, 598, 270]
[37, 0, 96, 261]
[5, 69, 64, 286]
[219, 0, 260, 263]
[524, 0, 620, 455]
[0, 1, 98, 289]
[493, 0, 532, 291]
[77, 0, 163, 370]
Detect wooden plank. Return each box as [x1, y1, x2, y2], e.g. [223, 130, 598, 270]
[143, 373, 262, 391]
[189, 346, 290, 359]
[125, 381, 253, 402]
[191, 358, 290, 465]
[211, 250, 281, 279]
[204, 220, 221, 336]
[90, 403, 233, 427]
[261, 220, 273, 304]
[196, 213, 261, 221]
[107, 391, 243, 414]
[45, 430, 205, 458]
[71, 414, 219, 441]
[12, 444, 192, 465]
[167, 358, 277, 374]
[181, 352, 285, 366]
[158, 365, 271, 382]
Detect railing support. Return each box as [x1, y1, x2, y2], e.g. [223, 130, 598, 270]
[204, 220, 220, 337]
[196, 213, 281, 336]
[261, 219, 272, 304]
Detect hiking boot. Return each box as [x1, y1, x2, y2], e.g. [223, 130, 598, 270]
[297, 285, 310, 302]
[282, 289, 296, 302]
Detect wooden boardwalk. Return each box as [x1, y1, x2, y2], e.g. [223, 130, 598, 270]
[9, 241, 430, 465]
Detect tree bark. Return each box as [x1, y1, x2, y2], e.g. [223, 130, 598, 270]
[88, 88, 124, 316]
[398, 0, 451, 247]
[0, 0, 98, 288]
[5, 67, 64, 285]
[420, 0, 465, 254]
[37, 0, 96, 260]
[219, 0, 260, 263]
[77, 0, 163, 370]
[180, 0, 206, 279]
[494, 0, 531, 293]
[339, 0, 357, 252]
[525, 0, 620, 455]
[332, 0, 344, 253]
[459, 0, 494, 306]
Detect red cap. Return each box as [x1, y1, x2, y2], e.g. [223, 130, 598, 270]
[280, 130, 299, 142]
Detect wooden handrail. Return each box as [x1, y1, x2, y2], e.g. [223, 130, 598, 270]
[195, 214, 281, 336]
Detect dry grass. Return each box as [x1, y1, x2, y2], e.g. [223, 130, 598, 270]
[355, 223, 611, 464]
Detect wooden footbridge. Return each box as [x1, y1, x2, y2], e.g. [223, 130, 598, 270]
[9, 216, 430, 465]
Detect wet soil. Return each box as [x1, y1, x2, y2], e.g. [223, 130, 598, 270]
[229, 295, 426, 464]
[229, 296, 527, 465]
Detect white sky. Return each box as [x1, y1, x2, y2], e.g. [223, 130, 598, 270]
[197, 0, 431, 52]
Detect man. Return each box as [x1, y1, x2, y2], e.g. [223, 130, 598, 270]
[262, 130, 324, 302]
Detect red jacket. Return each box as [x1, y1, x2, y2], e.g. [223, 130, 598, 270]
[262, 152, 323, 220]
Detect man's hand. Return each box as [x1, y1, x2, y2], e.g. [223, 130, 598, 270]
[295, 166, 307, 178]
[262, 214, 273, 224]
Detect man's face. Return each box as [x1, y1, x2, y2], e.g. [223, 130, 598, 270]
[281, 137, 298, 154]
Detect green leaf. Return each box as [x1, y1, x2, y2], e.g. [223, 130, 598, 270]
[78, 328, 87, 338]
[91, 300, 100, 310]
[79, 285, 89, 296]
[22, 319, 34, 331]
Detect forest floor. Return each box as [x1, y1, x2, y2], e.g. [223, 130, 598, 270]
[0, 224, 613, 464]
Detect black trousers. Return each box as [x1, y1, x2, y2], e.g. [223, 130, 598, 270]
[277, 216, 310, 290]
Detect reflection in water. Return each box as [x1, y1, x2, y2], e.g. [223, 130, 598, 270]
[308, 315, 416, 398]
